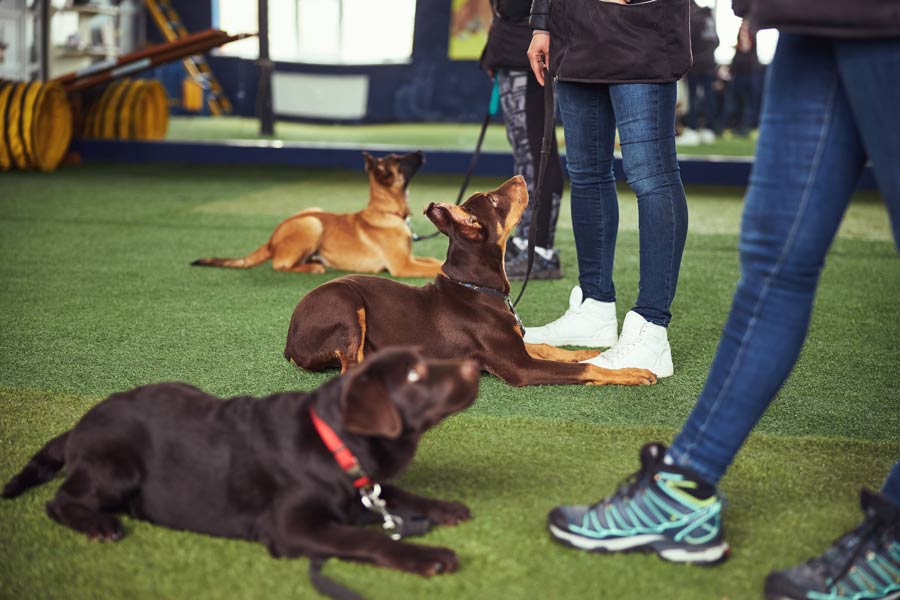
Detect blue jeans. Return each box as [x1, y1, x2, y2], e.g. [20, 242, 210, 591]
[558, 81, 688, 327]
[725, 72, 759, 134]
[668, 35, 900, 506]
[687, 73, 720, 132]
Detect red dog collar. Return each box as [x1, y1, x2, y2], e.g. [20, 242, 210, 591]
[309, 408, 372, 489]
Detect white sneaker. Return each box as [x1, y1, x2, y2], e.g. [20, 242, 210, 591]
[676, 128, 701, 147]
[523, 286, 618, 347]
[583, 311, 674, 377]
[699, 129, 717, 144]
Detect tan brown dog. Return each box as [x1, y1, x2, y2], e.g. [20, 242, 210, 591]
[284, 176, 657, 387]
[192, 151, 444, 278]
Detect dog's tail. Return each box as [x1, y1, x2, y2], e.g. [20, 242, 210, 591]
[191, 243, 272, 269]
[2, 431, 69, 499]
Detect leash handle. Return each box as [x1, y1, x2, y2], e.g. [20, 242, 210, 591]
[513, 67, 554, 308]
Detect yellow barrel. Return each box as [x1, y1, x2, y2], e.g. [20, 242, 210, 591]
[82, 79, 169, 141]
[0, 79, 74, 173]
[0, 80, 14, 171]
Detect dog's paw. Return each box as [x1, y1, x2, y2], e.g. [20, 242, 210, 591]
[618, 368, 658, 386]
[393, 545, 459, 577]
[86, 515, 125, 542]
[425, 500, 471, 526]
[569, 349, 601, 362]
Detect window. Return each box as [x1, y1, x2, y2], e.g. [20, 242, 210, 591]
[215, 0, 416, 65]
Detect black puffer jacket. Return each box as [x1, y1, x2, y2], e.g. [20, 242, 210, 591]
[482, 0, 533, 70]
[733, 0, 900, 38]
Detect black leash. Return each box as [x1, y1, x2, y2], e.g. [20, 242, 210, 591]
[513, 67, 554, 308]
[308, 510, 433, 600]
[412, 78, 501, 242]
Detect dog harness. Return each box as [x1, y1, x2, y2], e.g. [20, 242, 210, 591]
[445, 277, 526, 335]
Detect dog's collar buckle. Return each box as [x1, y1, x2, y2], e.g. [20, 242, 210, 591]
[360, 483, 404, 541]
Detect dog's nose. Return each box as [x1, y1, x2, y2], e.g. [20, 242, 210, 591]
[459, 360, 479, 381]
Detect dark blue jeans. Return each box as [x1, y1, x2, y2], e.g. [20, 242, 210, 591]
[687, 73, 720, 132]
[668, 35, 900, 506]
[725, 72, 760, 134]
[557, 81, 688, 327]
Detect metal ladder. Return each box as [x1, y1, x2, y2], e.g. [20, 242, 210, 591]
[144, 0, 232, 115]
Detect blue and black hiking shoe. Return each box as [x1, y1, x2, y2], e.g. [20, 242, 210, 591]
[765, 489, 900, 600]
[547, 442, 730, 565]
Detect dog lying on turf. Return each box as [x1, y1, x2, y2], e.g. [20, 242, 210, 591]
[191, 151, 444, 278]
[2, 348, 477, 577]
[284, 176, 658, 387]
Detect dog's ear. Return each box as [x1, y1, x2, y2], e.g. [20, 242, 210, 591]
[363, 151, 376, 172]
[340, 361, 403, 439]
[425, 203, 484, 241]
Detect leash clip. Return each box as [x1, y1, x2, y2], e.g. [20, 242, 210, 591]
[360, 483, 404, 541]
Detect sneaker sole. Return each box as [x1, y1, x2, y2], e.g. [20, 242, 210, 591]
[548, 524, 729, 565]
[523, 335, 618, 348]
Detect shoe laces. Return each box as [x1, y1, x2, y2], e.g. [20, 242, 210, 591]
[594, 443, 666, 509]
[812, 511, 899, 588]
[602, 326, 646, 362]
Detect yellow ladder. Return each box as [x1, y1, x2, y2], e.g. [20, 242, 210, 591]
[144, 0, 233, 115]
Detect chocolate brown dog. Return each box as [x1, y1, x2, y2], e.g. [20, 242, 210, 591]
[284, 176, 657, 387]
[2, 348, 478, 576]
[192, 151, 444, 278]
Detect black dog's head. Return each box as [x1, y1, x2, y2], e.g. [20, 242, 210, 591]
[423, 175, 529, 289]
[363, 150, 425, 192]
[339, 348, 478, 441]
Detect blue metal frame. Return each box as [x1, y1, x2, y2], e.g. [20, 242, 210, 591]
[71, 139, 878, 190]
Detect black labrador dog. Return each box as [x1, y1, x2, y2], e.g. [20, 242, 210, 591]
[2, 348, 478, 576]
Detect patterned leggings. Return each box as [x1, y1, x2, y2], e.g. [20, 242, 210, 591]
[497, 69, 564, 248]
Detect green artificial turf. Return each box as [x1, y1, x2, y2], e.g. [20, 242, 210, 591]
[1, 163, 898, 599]
[165, 115, 759, 157]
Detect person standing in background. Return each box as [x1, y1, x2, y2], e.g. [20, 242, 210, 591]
[524, 0, 691, 378]
[726, 20, 763, 136]
[681, 0, 721, 145]
[481, 0, 565, 280]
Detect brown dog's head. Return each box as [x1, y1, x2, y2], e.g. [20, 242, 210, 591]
[424, 175, 529, 289]
[339, 348, 478, 442]
[363, 150, 425, 192]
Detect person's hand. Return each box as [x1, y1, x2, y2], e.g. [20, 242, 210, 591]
[527, 32, 550, 86]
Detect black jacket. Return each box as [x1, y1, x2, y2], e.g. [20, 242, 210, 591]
[733, 0, 900, 38]
[482, 0, 533, 70]
[528, 0, 693, 83]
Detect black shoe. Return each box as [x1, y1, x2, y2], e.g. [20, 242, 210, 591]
[505, 247, 562, 281]
[764, 489, 900, 600]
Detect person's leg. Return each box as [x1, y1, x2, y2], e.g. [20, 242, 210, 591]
[667, 35, 868, 485]
[834, 37, 900, 253]
[498, 69, 536, 237]
[557, 81, 618, 302]
[883, 460, 900, 508]
[610, 81, 688, 328]
[500, 69, 564, 280]
[702, 75, 718, 134]
[686, 75, 700, 130]
[522, 82, 619, 347]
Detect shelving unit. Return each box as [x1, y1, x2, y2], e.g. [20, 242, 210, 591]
[0, 0, 141, 81]
[0, 0, 42, 80]
[47, 1, 121, 79]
